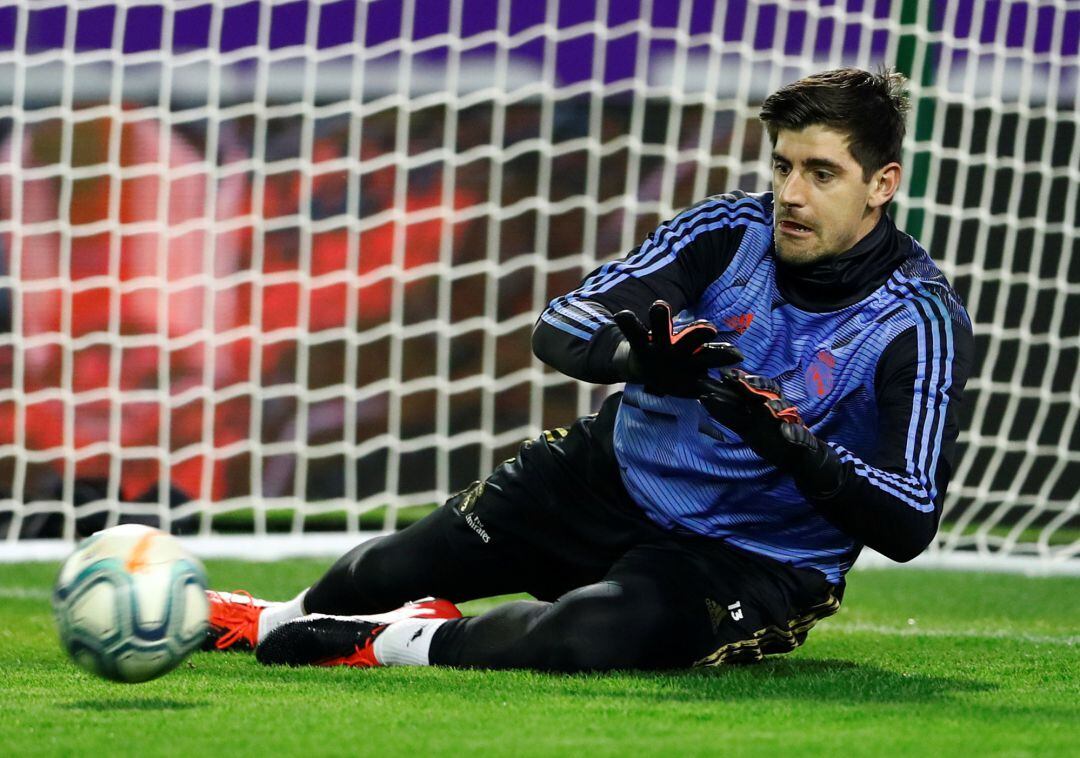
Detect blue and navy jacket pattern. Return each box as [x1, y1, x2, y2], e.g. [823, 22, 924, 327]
[535, 191, 974, 584]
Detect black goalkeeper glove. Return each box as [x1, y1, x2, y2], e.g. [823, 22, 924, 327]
[698, 370, 842, 495]
[612, 300, 743, 398]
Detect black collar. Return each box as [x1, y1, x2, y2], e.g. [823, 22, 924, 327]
[773, 212, 910, 312]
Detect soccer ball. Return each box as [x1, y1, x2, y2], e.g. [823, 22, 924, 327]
[52, 524, 209, 683]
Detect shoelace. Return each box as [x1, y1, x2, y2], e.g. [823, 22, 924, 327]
[329, 624, 386, 667]
[210, 590, 260, 650]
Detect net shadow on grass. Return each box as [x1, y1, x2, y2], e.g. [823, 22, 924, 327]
[59, 698, 205, 712]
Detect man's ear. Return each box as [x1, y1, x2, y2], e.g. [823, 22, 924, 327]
[868, 162, 902, 209]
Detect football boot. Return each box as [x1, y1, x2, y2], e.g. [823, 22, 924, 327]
[256, 597, 460, 668]
[203, 590, 270, 652]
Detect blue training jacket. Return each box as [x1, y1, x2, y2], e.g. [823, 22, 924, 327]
[534, 191, 974, 585]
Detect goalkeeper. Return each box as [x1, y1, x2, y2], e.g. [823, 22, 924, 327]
[207, 68, 974, 671]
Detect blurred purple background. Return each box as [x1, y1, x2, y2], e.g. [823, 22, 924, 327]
[3, 0, 1075, 84]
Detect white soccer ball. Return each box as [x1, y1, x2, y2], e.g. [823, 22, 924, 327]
[52, 524, 209, 683]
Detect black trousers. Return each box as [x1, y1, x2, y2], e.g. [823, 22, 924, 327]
[304, 393, 840, 671]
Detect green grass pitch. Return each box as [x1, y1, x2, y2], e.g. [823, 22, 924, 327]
[2, 560, 1077, 756]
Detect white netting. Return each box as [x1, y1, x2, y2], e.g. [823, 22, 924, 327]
[0, 0, 1076, 572]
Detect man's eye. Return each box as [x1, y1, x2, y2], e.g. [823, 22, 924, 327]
[814, 171, 833, 182]
[774, 163, 790, 175]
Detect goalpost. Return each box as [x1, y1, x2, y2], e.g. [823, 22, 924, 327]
[0, 0, 1076, 573]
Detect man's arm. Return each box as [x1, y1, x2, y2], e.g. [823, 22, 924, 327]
[532, 194, 762, 383]
[806, 320, 974, 561]
[700, 312, 974, 562]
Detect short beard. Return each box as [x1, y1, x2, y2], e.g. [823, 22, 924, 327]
[774, 239, 830, 267]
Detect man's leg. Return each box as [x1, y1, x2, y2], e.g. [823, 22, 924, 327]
[423, 584, 702, 671]
[257, 544, 708, 671]
[221, 486, 557, 651]
[303, 392, 643, 616]
[206, 491, 532, 652]
[221, 392, 663, 653]
[339, 540, 838, 672]
[302, 503, 526, 615]
[423, 541, 718, 671]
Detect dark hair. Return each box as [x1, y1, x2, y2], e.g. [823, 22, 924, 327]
[759, 67, 909, 180]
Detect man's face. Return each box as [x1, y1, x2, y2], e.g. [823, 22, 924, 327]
[770, 125, 893, 266]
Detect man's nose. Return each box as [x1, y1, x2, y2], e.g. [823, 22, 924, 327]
[778, 172, 806, 206]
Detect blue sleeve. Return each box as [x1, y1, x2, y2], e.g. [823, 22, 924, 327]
[804, 301, 975, 562]
[532, 193, 764, 383]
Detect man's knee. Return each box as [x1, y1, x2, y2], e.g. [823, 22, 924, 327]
[342, 538, 388, 587]
[339, 536, 428, 609]
[304, 536, 400, 613]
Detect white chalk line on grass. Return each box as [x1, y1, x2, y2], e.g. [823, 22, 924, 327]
[819, 621, 1078, 646]
[0, 586, 52, 600]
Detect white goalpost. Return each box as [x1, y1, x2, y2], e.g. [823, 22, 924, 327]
[0, 0, 1076, 573]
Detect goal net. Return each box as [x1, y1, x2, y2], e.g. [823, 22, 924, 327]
[1, 0, 1077, 572]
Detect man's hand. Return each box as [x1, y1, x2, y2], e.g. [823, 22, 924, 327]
[698, 370, 840, 493]
[612, 300, 742, 397]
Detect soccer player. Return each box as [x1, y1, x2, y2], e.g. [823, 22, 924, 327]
[207, 68, 974, 672]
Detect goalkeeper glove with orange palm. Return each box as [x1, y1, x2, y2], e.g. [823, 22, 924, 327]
[698, 370, 842, 494]
[612, 300, 742, 397]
